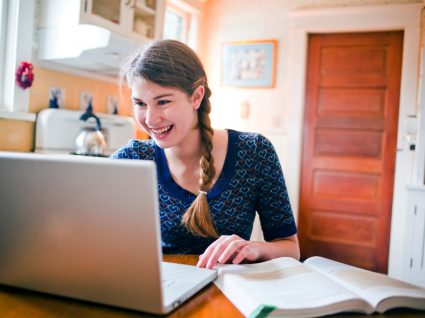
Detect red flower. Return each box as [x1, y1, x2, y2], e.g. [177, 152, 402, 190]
[15, 61, 34, 89]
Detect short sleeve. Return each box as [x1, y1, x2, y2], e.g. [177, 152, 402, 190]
[254, 135, 297, 241]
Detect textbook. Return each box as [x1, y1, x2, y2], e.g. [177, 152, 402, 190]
[214, 256, 425, 318]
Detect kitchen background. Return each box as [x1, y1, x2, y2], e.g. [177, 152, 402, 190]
[1, 0, 424, 288]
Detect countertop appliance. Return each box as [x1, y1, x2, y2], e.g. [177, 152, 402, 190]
[35, 108, 135, 156]
[75, 109, 107, 156]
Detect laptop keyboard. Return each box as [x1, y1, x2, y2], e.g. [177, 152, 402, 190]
[162, 279, 176, 289]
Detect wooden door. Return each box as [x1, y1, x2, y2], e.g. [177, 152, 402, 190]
[298, 31, 403, 273]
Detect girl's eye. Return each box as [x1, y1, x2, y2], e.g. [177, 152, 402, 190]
[158, 100, 170, 106]
[134, 101, 146, 107]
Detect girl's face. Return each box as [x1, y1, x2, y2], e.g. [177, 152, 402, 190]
[131, 77, 204, 149]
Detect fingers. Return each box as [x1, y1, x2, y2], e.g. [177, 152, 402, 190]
[217, 239, 245, 264]
[196, 235, 227, 267]
[197, 235, 230, 268]
[231, 245, 250, 265]
[206, 236, 239, 269]
[197, 235, 254, 269]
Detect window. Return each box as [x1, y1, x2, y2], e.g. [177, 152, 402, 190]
[163, 7, 188, 43]
[0, 0, 36, 119]
[0, 0, 7, 110]
[162, 0, 201, 50]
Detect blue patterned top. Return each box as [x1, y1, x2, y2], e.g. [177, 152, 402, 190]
[111, 129, 297, 254]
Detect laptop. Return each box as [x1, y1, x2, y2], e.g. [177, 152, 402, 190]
[0, 151, 217, 314]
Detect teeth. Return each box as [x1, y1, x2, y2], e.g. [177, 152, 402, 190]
[151, 125, 172, 135]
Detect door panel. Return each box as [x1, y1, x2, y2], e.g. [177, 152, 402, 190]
[298, 31, 403, 273]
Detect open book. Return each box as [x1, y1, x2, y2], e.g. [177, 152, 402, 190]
[214, 256, 425, 318]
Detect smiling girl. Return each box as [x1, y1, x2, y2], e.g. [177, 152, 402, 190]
[112, 40, 300, 269]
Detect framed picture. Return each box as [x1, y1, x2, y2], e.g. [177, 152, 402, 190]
[221, 39, 277, 88]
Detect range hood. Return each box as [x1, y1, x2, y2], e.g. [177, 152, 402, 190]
[37, 24, 142, 77]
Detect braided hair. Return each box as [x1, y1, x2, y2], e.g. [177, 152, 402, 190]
[121, 40, 219, 238]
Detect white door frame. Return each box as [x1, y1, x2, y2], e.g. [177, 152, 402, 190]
[286, 3, 422, 280]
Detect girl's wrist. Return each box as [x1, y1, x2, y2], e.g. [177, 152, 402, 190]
[251, 238, 299, 261]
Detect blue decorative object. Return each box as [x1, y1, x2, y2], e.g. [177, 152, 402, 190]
[85, 99, 93, 114]
[48, 94, 59, 108]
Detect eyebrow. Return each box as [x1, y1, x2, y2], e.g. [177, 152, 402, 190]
[131, 93, 174, 102]
[154, 93, 174, 100]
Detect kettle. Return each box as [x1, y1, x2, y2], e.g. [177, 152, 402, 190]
[74, 111, 107, 156]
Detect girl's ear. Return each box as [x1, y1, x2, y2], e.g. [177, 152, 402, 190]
[192, 85, 205, 110]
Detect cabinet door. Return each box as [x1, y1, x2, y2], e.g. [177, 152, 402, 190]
[128, 0, 162, 39]
[410, 195, 425, 287]
[81, 0, 163, 41]
[81, 0, 126, 35]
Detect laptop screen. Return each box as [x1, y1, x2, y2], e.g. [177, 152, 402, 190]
[0, 152, 164, 311]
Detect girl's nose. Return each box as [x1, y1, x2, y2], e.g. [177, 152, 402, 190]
[145, 106, 161, 126]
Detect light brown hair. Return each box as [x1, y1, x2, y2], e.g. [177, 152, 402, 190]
[121, 40, 219, 238]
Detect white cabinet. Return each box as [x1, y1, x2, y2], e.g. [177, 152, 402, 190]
[39, 0, 165, 42]
[404, 185, 425, 288]
[37, 0, 165, 77]
[82, 0, 164, 41]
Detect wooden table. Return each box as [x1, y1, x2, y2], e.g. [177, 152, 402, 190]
[0, 255, 423, 318]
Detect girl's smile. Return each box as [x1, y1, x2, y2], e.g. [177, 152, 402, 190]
[149, 125, 174, 138]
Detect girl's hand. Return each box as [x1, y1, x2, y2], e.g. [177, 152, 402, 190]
[197, 234, 261, 269]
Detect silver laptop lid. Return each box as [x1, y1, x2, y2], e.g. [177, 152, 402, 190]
[0, 152, 164, 312]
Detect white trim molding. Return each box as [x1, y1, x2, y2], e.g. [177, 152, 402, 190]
[2, 0, 36, 114]
[415, 48, 425, 185]
[287, 3, 422, 281]
[0, 111, 36, 121]
[0, 0, 7, 108]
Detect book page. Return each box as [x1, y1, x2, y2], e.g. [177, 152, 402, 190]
[214, 257, 370, 317]
[304, 256, 425, 311]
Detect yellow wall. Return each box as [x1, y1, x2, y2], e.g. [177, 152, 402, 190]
[0, 119, 34, 152]
[29, 67, 132, 115]
[29, 67, 148, 139]
[0, 66, 147, 152]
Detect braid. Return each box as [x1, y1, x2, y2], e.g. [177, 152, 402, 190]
[181, 85, 219, 238]
[198, 88, 215, 191]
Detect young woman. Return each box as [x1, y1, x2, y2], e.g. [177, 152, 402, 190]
[112, 40, 300, 269]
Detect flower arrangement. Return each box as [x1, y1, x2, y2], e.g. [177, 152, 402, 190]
[15, 61, 34, 89]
